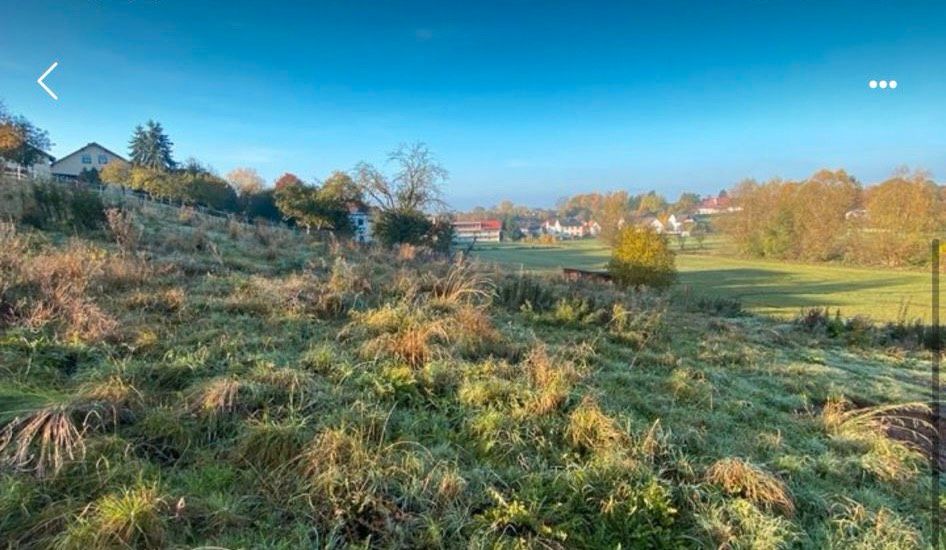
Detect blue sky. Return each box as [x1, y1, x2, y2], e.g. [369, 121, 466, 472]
[2, 0, 945, 208]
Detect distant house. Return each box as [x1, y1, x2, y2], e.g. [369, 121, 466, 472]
[517, 217, 544, 238]
[2, 147, 54, 179]
[453, 219, 502, 243]
[585, 220, 602, 237]
[696, 194, 739, 215]
[543, 218, 587, 238]
[51, 142, 127, 180]
[644, 214, 689, 235]
[348, 207, 373, 244]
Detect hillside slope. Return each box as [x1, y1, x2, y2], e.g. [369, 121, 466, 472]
[0, 181, 933, 548]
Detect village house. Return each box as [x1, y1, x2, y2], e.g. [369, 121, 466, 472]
[51, 142, 127, 180]
[643, 214, 690, 235]
[452, 219, 502, 243]
[543, 218, 588, 239]
[696, 193, 740, 215]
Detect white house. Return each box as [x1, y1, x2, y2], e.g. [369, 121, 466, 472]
[543, 218, 587, 238]
[51, 142, 127, 180]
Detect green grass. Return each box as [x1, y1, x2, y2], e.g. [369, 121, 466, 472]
[472, 238, 935, 322]
[0, 178, 934, 548]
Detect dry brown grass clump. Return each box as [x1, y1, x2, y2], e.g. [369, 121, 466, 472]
[521, 345, 581, 416]
[705, 458, 795, 517]
[105, 208, 140, 254]
[0, 234, 120, 342]
[427, 260, 494, 306]
[566, 396, 628, 453]
[0, 402, 85, 477]
[189, 377, 246, 417]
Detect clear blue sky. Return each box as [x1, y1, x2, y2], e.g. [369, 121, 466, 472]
[2, 0, 945, 208]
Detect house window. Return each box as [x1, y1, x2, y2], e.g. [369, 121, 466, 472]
[98, 155, 109, 164]
[81, 155, 92, 164]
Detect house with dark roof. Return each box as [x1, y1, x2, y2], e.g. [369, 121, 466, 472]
[51, 142, 128, 180]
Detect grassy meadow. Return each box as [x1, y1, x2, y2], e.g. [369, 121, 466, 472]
[0, 179, 936, 548]
[472, 238, 936, 322]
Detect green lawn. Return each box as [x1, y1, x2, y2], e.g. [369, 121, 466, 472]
[472, 239, 936, 322]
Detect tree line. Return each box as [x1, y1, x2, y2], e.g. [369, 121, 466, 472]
[721, 168, 944, 267]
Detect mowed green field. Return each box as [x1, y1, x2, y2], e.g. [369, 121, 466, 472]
[472, 238, 935, 322]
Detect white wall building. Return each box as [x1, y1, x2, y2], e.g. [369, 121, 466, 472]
[51, 142, 127, 180]
[453, 219, 502, 243]
[349, 210, 373, 243]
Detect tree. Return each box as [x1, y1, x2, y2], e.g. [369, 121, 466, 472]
[129, 120, 175, 171]
[597, 191, 631, 245]
[129, 166, 177, 198]
[274, 172, 303, 190]
[274, 175, 351, 233]
[608, 227, 676, 289]
[243, 189, 281, 222]
[0, 102, 52, 173]
[691, 221, 710, 249]
[320, 171, 363, 206]
[373, 210, 432, 247]
[353, 142, 447, 213]
[100, 161, 131, 186]
[78, 167, 101, 185]
[672, 192, 701, 214]
[178, 169, 239, 211]
[226, 167, 265, 197]
[636, 191, 667, 216]
[861, 173, 941, 266]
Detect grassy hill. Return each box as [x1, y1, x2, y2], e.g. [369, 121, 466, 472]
[0, 179, 934, 548]
[472, 239, 935, 322]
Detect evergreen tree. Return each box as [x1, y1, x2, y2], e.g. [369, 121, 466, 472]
[129, 120, 176, 171]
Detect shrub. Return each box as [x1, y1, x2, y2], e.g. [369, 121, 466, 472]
[373, 209, 432, 247]
[607, 227, 676, 289]
[17, 180, 105, 231]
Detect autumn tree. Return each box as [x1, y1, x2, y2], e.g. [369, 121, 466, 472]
[100, 160, 131, 186]
[597, 191, 631, 245]
[0, 102, 52, 174]
[636, 191, 667, 216]
[860, 172, 941, 266]
[608, 226, 676, 289]
[226, 167, 265, 197]
[274, 173, 351, 233]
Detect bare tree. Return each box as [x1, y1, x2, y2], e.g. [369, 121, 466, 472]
[353, 142, 447, 212]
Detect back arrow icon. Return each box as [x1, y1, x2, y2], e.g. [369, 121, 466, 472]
[37, 62, 59, 100]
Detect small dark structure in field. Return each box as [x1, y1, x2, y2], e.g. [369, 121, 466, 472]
[562, 267, 612, 283]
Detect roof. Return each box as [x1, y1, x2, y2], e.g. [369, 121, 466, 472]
[453, 219, 502, 231]
[51, 142, 128, 168]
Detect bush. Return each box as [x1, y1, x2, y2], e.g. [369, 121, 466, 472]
[373, 209, 432, 247]
[607, 227, 676, 289]
[17, 181, 105, 232]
